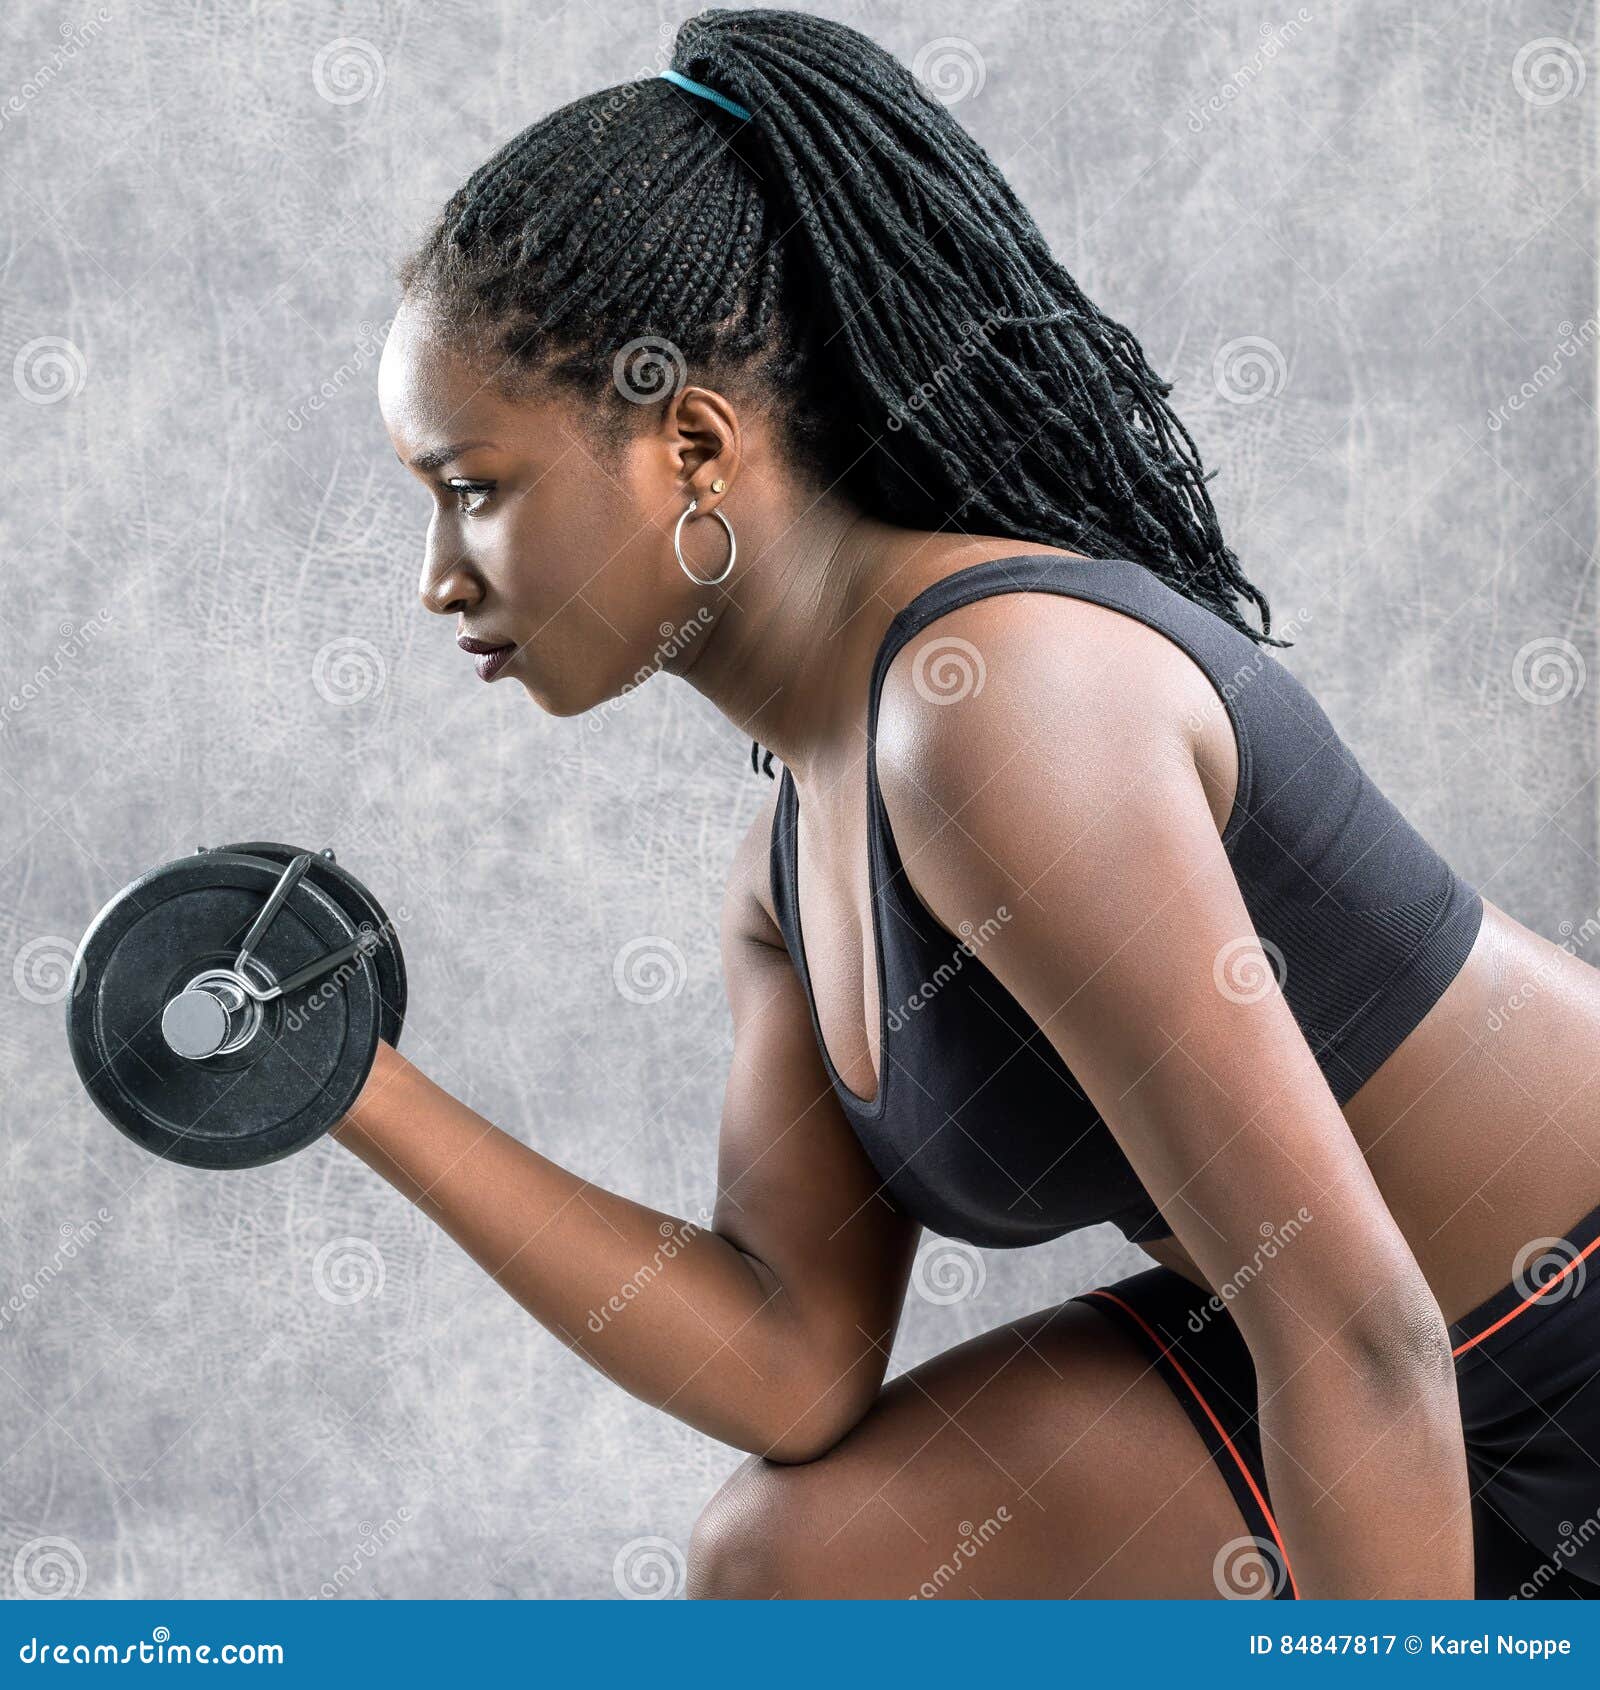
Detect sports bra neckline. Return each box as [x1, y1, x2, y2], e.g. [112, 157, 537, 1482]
[773, 550, 1124, 1118]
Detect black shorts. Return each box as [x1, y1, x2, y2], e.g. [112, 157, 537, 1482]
[1073, 1201, 1600, 1599]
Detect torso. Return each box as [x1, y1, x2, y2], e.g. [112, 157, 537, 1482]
[760, 537, 1600, 1327]
[1147, 895, 1600, 1327]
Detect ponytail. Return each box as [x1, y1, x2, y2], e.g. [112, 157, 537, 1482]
[670, 11, 1277, 646]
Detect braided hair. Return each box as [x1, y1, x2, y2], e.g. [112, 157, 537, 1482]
[399, 8, 1283, 776]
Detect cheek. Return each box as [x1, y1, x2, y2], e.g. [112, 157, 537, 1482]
[504, 467, 638, 614]
[508, 468, 674, 706]
[566, 445, 674, 614]
[532, 442, 661, 588]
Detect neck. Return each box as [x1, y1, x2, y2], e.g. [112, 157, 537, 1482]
[677, 497, 907, 780]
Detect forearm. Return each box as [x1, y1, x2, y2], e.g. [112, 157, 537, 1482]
[333, 1042, 861, 1458]
[1257, 1338, 1472, 1599]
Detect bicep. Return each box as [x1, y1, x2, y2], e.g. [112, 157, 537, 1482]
[713, 826, 919, 1381]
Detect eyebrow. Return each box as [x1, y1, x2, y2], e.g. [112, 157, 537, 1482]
[404, 439, 495, 473]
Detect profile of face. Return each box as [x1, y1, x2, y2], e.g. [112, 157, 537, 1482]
[377, 296, 743, 715]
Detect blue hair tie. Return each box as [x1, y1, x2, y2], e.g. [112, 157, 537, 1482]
[659, 68, 752, 122]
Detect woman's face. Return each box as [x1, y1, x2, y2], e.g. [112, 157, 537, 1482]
[377, 297, 717, 715]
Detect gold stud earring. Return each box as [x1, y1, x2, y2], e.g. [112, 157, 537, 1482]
[710, 478, 727, 494]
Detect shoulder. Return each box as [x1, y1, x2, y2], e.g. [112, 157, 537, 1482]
[877, 585, 1226, 768]
[875, 588, 1223, 895]
[720, 783, 785, 961]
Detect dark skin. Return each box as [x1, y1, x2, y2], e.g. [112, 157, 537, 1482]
[355, 296, 1600, 1597]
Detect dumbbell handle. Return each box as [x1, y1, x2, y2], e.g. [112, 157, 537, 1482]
[249, 929, 379, 1001]
[229, 848, 380, 1002]
[234, 852, 313, 975]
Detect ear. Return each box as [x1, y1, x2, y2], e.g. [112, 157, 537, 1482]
[663, 384, 742, 511]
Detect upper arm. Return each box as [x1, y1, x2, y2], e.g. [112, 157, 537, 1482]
[877, 594, 1437, 1375]
[711, 797, 920, 1397]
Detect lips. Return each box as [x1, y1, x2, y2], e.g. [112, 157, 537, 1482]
[456, 633, 516, 682]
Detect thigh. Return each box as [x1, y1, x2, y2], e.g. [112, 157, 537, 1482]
[1453, 1226, 1600, 1595]
[688, 1293, 1271, 1600]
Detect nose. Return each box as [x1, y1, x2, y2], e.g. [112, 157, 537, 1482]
[418, 542, 480, 618]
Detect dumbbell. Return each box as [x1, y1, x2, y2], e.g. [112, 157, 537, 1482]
[66, 843, 406, 1169]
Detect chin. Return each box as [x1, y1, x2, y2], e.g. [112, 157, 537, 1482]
[513, 672, 601, 719]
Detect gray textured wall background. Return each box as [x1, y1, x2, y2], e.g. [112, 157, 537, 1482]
[0, 0, 1594, 1600]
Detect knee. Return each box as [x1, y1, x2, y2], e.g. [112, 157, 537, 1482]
[686, 1453, 821, 1599]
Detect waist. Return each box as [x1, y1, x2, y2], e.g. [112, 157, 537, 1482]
[1147, 896, 1600, 1329]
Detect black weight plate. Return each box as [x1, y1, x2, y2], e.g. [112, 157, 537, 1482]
[67, 852, 381, 1170]
[218, 842, 406, 1049]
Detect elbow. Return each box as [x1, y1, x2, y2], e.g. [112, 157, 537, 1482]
[1346, 1286, 1456, 1400]
[740, 1369, 881, 1466]
[709, 1419, 850, 1467]
[657, 1398, 861, 1466]
[759, 1428, 851, 1466]
[751, 1395, 873, 1466]
[1253, 1281, 1456, 1410]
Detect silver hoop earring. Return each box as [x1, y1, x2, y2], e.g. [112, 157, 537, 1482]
[673, 499, 737, 587]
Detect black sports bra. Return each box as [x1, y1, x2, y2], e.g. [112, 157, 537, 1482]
[768, 554, 1484, 1249]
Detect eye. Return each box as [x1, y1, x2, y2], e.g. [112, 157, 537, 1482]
[446, 478, 495, 516]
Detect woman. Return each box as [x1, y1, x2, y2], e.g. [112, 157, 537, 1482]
[346, 9, 1600, 1599]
